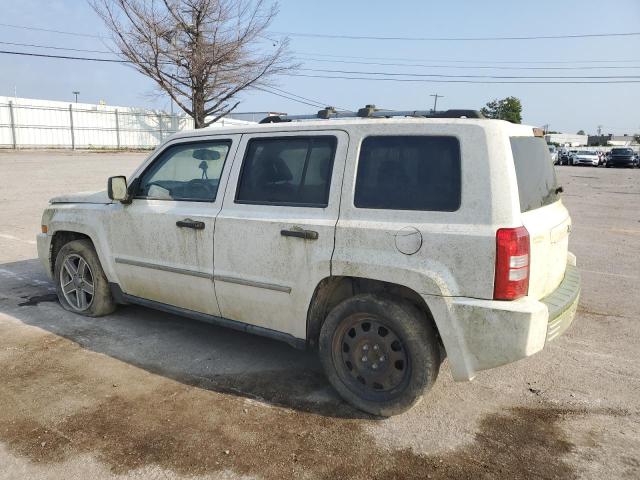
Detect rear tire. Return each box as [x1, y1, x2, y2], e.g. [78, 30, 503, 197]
[54, 239, 116, 317]
[319, 294, 440, 416]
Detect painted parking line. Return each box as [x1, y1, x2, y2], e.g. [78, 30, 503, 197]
[0, 233, 36, 245]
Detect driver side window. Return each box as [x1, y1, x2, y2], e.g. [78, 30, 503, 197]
[137, 140, 231, 202]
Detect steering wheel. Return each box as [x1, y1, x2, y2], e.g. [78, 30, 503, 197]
[186, 179, 216, 198]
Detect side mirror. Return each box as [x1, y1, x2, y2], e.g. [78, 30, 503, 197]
[108, 176, 129, 202]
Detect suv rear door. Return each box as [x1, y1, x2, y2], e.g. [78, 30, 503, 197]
[510, 136, 570, 299]
[213, 130, 348, 340]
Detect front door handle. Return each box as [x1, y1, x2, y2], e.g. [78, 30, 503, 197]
[281, 229, 319, 240]
[176, 218, 205, 230]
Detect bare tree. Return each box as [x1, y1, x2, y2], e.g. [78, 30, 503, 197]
[91, 0, 295, 128]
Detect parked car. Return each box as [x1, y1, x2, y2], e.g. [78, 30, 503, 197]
[37, 109, 580, 416]
[606, 148, 639, 168]
[558, 149, 572, 165]
[548, 145, 559, 164]
[567, 149, 579, 165]
[572, 150, 599, 167]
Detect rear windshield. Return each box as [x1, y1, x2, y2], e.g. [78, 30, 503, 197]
[510, 137, 560, 213]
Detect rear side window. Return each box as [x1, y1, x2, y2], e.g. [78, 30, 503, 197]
[236, 136, 336, 207]
[354, 136, 461, 211]
[510, 137, 560, 212]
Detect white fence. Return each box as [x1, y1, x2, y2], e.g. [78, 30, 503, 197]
[0, 96, 252, 150]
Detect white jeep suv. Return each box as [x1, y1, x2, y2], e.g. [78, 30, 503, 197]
[37, 108, 580, 416]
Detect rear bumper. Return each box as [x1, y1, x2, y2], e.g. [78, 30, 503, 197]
[439, 259, 580, 381]
[542, 264, 580, 341]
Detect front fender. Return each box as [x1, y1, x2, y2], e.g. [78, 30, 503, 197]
[47, 205, 117, 282]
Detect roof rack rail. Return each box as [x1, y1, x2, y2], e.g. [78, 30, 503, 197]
[259, 105, 485, 123]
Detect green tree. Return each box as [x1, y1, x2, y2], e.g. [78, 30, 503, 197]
[577, 130, 586, 135]
[480, 96, 522, 123]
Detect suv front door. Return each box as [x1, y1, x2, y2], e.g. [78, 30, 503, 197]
[213, 130, 348, 339]
[108, 136, 239, 315]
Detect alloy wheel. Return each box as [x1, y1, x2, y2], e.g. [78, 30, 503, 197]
[59, 253, 95, 311]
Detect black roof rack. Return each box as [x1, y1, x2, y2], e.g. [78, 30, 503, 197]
[259, 105, 485, 124]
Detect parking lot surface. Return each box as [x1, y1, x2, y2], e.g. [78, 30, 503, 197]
[0, 150, 639, 479]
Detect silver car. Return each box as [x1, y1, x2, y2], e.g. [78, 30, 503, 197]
[572, 150, 599, 167]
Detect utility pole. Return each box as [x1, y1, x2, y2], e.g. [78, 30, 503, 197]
[430, 94, 443, 113]
[72, 91, 80, 103]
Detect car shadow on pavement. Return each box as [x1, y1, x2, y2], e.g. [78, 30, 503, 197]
[0, 259, 367, 419]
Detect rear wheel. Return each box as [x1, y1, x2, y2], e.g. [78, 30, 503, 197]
[54, 239, 116, 317]
[319, 294, 440, 416]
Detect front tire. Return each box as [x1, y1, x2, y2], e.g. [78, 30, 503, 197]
[54, 239, 116, 317]
[319, 294, 440, 416]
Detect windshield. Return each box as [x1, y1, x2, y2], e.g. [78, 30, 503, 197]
[611, 148, 633, 155]
[510, 137, 560, 213]
[577, 151, 592, 155]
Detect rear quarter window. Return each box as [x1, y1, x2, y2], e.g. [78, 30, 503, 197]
[354, 136, 461, 211]
[510, 137, 560, 212]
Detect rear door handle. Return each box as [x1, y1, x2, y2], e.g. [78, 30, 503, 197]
[281, 229, 319, 240]
[176, 218, 205, 230]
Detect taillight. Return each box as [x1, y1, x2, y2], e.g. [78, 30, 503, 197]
[494, 226, 530, 300]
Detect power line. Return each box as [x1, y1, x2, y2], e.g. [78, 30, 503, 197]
[0, 49, 127, 63]
[265, 85, 351, 112]
[294, 51, 640, 65]
[0, 40, 113, 54]
[3, 49, 640, 83]
[3, 39, 636, 70]
[286, 73, 640, 84]
[253, 86, 325, 108]
[0, 22, 106, 39]
[3, 21, 638, 43]
[274, 31, 640, 42]
[298, 67, 640, 80]
[0, 48, 342, 110]
[296, 56, 640, 71]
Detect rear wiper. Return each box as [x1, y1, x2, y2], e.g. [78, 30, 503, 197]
[555, 186, 564, 194]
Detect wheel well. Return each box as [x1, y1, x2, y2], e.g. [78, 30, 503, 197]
[306, 276, 441, 350]
[50, 231, 92, 272]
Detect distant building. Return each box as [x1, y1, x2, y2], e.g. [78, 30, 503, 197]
[588, 134, 639, 146]
[544, 133, 588, 147]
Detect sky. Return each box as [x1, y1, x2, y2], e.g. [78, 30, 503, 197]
[1, 0, 639, 135]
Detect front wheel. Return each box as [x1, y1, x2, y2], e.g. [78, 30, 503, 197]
[319, 294, 440, 416]
[54, 239, 116, 317]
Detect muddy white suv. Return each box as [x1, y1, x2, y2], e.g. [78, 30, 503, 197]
[37, 107, 580, 416]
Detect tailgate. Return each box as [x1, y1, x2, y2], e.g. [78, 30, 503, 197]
[522, 200, 571, 299]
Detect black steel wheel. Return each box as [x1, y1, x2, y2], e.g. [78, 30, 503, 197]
[333, 313, 411, 396]
[319, 294, 440, 416]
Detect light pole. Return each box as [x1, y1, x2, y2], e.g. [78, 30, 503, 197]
[430, 94, 443, 113]
[72, 91, 80, 103]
